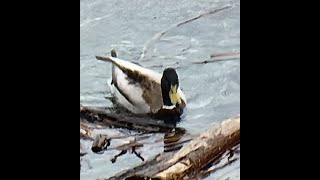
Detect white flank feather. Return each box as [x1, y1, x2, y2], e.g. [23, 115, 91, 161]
[112, 66, 151, 114]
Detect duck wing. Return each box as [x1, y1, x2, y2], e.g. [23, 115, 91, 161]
[96, 56, 163, 114]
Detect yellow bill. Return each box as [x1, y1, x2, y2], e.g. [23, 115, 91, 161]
[169, 85, 181, 105]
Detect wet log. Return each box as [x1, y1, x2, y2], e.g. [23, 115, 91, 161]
[106, 114, 240, 180]
[80, 104, 179, 133]
[80, 108, 190, 163]
[81, 119, 189, 155]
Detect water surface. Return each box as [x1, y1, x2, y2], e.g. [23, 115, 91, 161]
[80, 0, 240, 179]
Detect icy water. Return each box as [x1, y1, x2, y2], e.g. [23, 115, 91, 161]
[80, 0, 240, 179]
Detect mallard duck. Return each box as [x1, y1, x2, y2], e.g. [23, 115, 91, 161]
[96, 50, 186, 119]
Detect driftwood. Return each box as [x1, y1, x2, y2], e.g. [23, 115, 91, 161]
[154, 115, 240, 180]
[80, 105, 180, 133]
[80, 104, 191, 161]
[105, 114, 240, 180]
[80, 104, 239, 179]
[81, 117, 190, 155]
